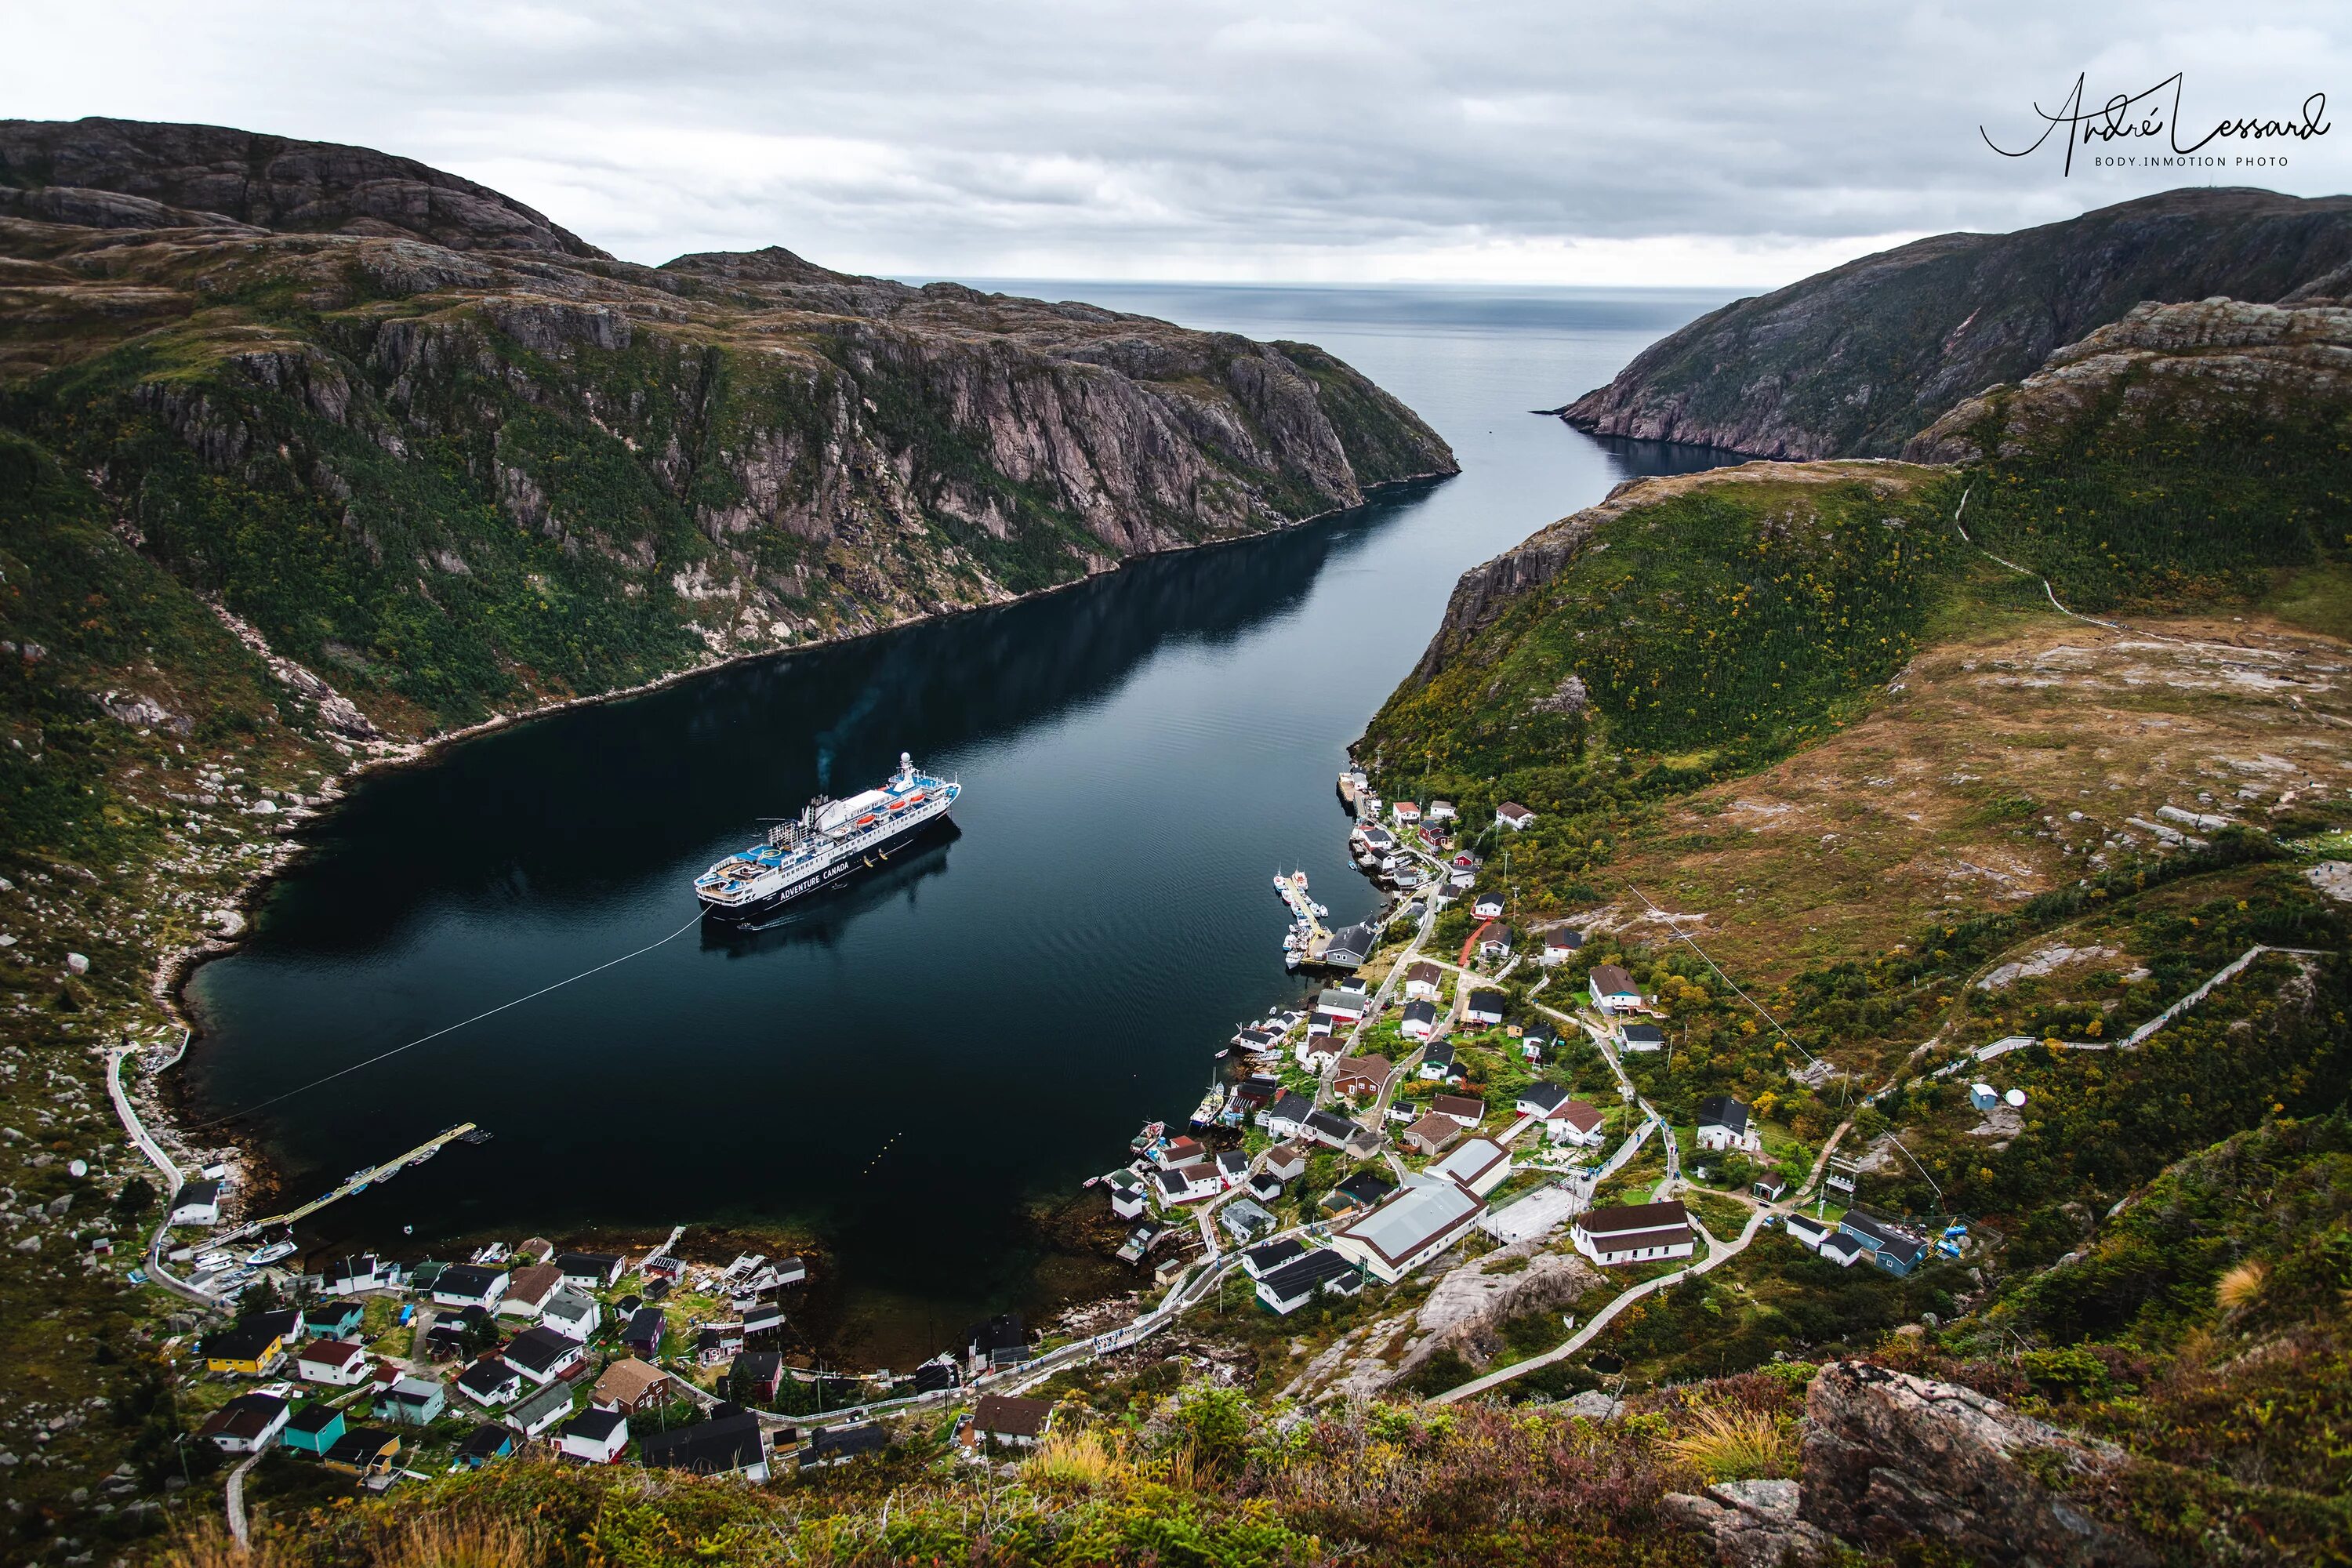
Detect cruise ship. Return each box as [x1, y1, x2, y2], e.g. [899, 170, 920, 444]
[695, 753, 961, 916]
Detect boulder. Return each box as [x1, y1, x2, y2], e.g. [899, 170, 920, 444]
[1799, 1361, 2153, 1566]
[1664, 1479, 1834, 1568]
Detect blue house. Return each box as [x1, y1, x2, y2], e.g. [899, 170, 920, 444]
[1837, 1210, 1927, 1277]
[457, 1424, 516, 1468]
[302, 1301, 365, 1339]
[376, 1376, 448, 1425]
[283, 1403, 345, 1456]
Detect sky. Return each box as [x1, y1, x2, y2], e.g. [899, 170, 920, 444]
[9, 1, 2348, 287]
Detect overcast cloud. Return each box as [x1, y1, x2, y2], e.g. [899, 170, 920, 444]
[11, 2, 2348, 286]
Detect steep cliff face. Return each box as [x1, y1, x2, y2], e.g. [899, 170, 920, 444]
[0, 118, 1454, 730]
[1558, 188, 2352, 459]
[1904, 297, 2352, 463]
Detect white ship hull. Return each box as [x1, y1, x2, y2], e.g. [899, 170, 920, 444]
[695, 753, 961, 917]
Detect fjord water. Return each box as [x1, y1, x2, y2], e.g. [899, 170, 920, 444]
[185, 284, 1737, 1365]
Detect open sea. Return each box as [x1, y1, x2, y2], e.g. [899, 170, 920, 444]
[183, 282, 1743, 1367]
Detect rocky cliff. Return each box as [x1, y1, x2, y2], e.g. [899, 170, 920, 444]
[0, 117, 1454, 731]
[1557, 188, 2352, 459]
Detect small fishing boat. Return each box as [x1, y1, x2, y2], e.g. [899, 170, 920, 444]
[245, 1239, 297, 1267]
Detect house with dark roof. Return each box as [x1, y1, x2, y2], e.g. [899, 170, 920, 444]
[964, 1312, 1029, 1376]
[1837, 1210, 1928, 1277]
[318, 1254, 385, 1296]
[457, 1358, 524, 1409]
[1254, 1248, 1364, 1314]
[1416, 1037, 1456, 1079]
[1541, 927, 1585, 964]
[971, 1394, 1054, 1447]
[302, 1300, 364, 1339]
[1260, 1091, 1316, 1140]
[1399, 998, 1439, 1042]
[376, 1376, 447, 1426]
[199, 1323, 285, 1377]
[498, 1262, 567, 1319]
[503, 1324, 586, 1385]
[1301, 1108, 1362, 1150]
[432, 1264, 510, 1312]
[169, 1179, 223, 1227]
[541, 1288, 599, 1342]
[560, 1409, 630, 1465]
[1432, 1094, 1484, 1129]
[1241, 1237, 1305, 1279]
[643, 1409, 768, 1480]
[620, 1305, 666, 1357]
[1464, 988, 1507, 1026]
[1496, 803, 1535, 830]
[504, 1380, 576, 1439]
[1331, 1054, 1392, 1100]
[198, 1392, 289, 1454]
[731, 1350, 785, 1403]
[804, 1421, 887, 1468]
[1697, 1095, 1761, 1153]
[554, 1252, 626, 1290]
[1402, 962, 1443, 1000]
[1571, 1201, 1695, 1266]
[458, 1424, 515, 1468]
[283, 1403, 344, 1456]
[323, 1428, 401, 1476]
[1319, 1169, 1395, 1216]
[1323, 924, 1377, 967]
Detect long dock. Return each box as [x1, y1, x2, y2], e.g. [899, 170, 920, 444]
[1275, 869, 1332, 965]
[213, 1122, 477, 1244]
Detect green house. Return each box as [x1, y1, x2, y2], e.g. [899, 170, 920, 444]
[303, 1301, 365, 1338]
[283, 1403, 345, 1456]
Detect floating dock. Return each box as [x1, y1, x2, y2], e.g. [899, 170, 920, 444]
[212, 1122, 478, 1246]
[1275, 869, 1333, 967]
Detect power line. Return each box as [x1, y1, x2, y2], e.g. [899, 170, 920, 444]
[183, 909, 706, 1131]
[1621, 883, 1822, 1069]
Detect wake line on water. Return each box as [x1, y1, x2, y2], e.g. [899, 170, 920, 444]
[182, 909, 706, 1131]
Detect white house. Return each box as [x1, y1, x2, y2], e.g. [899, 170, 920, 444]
[1475, 925, 1513, 961]
[1472, 892, 1504, 920]
[1215, 1149, 1251, 1189]
[1399, 999, 1439, 1042]
[1463, 989, 1506, 1027]
[503, 1326, 588, 1386]
[1783, 1213, 1831, 1251]
[1619, 1022, 1664, 1053]
[1319, 985, 1370, 1021]
[1696, 1095, 1762, 1154]
[198, 1393, 288, 1455]
[1254, 1249, 1364, 1315]
[1392, 800, 1421, 826]
[560, 1410, 630, 1465]
[1513, 1082, 1570, 1119]
[1296, 1039, 1339, 1073]
[1417, 1039, 1457, 1080]
[1496, 803, 1535, 830]
[1331, 1176, 1486, 1283]
[1401, 962, 1442, 1001]
[1426, 800, 1457, 823]
[1261, 1091, 1316, 1141]
[1571, 1201, 1695, 1267]
[431, 1265, 510, 1312]
[554, 1252, 626, 1290]
[318, 1254, 384, 1296]
[1432, 1093, 1484, 1129]
[1589, 965, 1642, 1014]
[1105, 1169, 1149, 1221]
[541, 1289, 601, 1343]
[1152, 1162, 1221, 1206]
[295, 1338, 370, 1387]
[458, 1358, 525, 1409]
[496, 1263, 565, 1319]
[169, 1179, 223, 1228]
[1242, 1237, 1305, 1279]
[1264, 1144, 1308, 1183]
[1541, 928, 1584, 965]
[1428, 1138, 1512, 1197]
[1544, 1098, 1608, 1149]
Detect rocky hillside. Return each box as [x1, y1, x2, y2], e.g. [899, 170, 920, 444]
[0, 118, 1454, 735]
[1555, 188, 2352, 459]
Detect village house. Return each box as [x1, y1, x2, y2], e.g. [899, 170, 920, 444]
[741, 1299, 785, 1337]
[541, 1288, 600, 1342]
[1572, 1201, 1696, 1267]
[1545, 1098, 1609, 1149]
[1838, 1210, 1928, 1277]
[1248, 1169, 1286, 1203]
[1782, 1213, 1831, 1251]
[1264, 1143, 1308, 1183]
[1619, 1022, 1665, 1052]
[1331, 1175, 1486, 1283]
[560, 1409, 630, 1465]
[1215, 1149, 1250, 1189]
[644, 1409, 768, 1480]
[1392, 800, 1421, 826]
[1426, 800, 1457, 822]
[457, 1425, 516, 1469]
[1319, 986, 1370, 1022]
[1697, 1095, 1762, 1153]
[1301, 1107, 1363, 1150]
[301, 1300, 364, 1340]
[1969, 1082, 2001, 1112]
[503, 1325, 588, 1385]
[1428, 1137, 1512, 1197]
[1589, 965, 1643, 1014]
[323, 1428, 401, 1477]
[1464, 989, 1506, 1027]
[1514, 1082, 1570, 1120]
[498, 1262, 566, 1319]
[555, 1251, 626, 1290]
[1242, 1237, 1305, 1279]
[1152, 1161, 1221, 1205]
[1475, 925, 1513, 963]
[295, 1338, 370, 1387]
[376, 1376, 448, 1426]
[971, 1393, 1054, 1449]
[1541, 927, 1584, 965]
[1519, 1024, 1555, 1062]
[1495, 803, 1535, 830]
[1322, 924, 1377, 967]
[590, 1357, 671, 1415]
[199, 1322, 285, 1377]
[731, 1350, 786, 1403]
[1472, 892, 1504, 920]
[317, 1254, 386, 1296]
[1220, 1198, 1277, 1242]
[1105, 1168, 1149, 1221]
[964, 1312, 1030, 1376]
[1432, 1093, 1484, 1129]
[1156, 1134, 1206, 1169]
[1401, 962, 1443, 1001]
[1332, 1054, 1391, 1100]
[1232, 1075, 1280, 1117]
[169, 1179, 223, 1227]
[199, 1392, 289, 1455]
[1818, 1231, 1866, 1268]
[1404, 1112, 1462, 1159]
[1417, 1038, 1457, 1079]
[620, 1306, 666, 1358]
[804, 1421, 888, 1468]
[1319, 1169, 1396, 1217]
[282, 1403, 344, 1457]
[1399, 999, 1439, 1042]
[1752, 1174, 1790, 1203]
[458, 1358, 525, 1409]
[505, 1381, 577, 1439]
[1254, 1248, 1364, 1315]
[695, 1326, 739, 1367]
[432, 1264, 510, 1312]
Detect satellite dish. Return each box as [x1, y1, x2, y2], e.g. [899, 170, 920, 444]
[2004, 1088, 2027, 1108]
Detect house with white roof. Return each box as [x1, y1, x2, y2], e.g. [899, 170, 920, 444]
[1428, 1138, 1512, 1197]
[1330, 1176, 1486, 1284]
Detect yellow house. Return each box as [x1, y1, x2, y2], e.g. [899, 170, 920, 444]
[198, 1323, 285, 1376]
